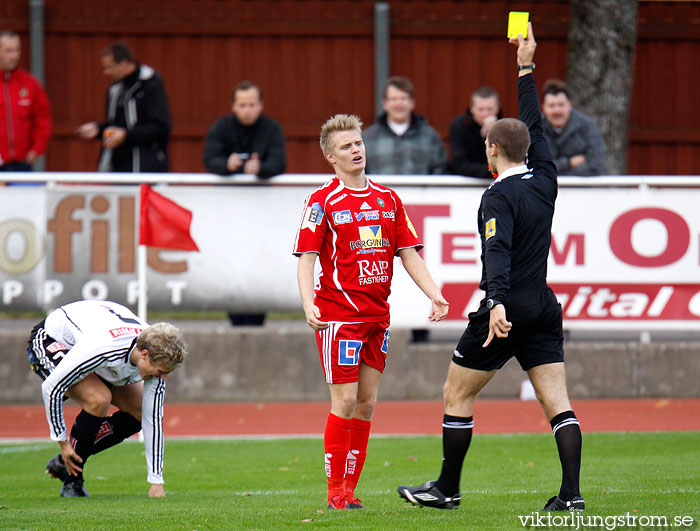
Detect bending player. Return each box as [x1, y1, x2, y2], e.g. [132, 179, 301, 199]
[293, 114, 449, 510]
[26, 300, 187, 497]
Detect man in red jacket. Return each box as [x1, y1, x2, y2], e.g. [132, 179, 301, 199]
[0, 31, 52, 174]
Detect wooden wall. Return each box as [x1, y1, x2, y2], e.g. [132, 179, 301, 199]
[2, 0, 699, 175]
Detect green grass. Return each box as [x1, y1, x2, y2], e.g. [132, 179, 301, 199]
[1, 433, 698, 530]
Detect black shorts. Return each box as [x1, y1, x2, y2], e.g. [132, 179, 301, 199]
[26, 319, 70, 381]
[453, 287, 564, 371]
[27, 320, 114, 394]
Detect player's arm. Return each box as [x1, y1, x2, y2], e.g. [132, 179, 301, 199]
[142, 376, 166, 497]
[397, 248, 449, 321]
[297, 252, 329, 331]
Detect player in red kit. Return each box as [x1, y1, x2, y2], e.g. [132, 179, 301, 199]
[293, 114, 449, 510]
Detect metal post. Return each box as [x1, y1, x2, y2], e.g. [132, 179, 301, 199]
[29, 0, 46, 171]
[374, 2, 390, 119]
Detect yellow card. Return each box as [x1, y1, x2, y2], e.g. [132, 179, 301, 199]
[507, 11, 529, 39]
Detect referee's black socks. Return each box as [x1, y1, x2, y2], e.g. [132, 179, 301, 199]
[435, 414, 474, 496]
[550, 410, 582, 501]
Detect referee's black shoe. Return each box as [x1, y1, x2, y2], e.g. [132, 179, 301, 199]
[397, 480, 460, 509]
[45, 454, 68, 482]
[542, 495, 585, 511]
[60, 476, 90, 497]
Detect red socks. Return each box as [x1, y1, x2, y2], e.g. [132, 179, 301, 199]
[324, 413, 351, 500]
[344, 417, 371, 499]
[323, 413, 372, 501]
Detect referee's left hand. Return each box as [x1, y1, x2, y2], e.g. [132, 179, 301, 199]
[483, 304, 512, 347]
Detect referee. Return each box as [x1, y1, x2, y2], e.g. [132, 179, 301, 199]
[398, 23, 584, 512]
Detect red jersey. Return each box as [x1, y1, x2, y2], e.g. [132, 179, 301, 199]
[294, 176, 422, 322]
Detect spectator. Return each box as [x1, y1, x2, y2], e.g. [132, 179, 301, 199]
[541, 79, 605, 176]
[0, 30, 52, 174]
[364, 76, 447, 175]
[203, 80, 285, 179]
[449, 86, 501, 178]
[76, 42, 171, 172]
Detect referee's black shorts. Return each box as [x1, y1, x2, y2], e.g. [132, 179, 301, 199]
[453, 287, 564, 371]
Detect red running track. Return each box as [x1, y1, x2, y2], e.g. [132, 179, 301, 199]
[1, 399, 699, 440]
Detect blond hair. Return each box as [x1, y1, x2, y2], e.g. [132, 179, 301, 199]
[137, 322, 188, 371]
[319, 114, 363, 155]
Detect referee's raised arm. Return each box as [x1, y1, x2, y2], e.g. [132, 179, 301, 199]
[511, 23, 556, 176]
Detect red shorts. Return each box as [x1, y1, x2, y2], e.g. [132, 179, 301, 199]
[315, 320, 391, 384]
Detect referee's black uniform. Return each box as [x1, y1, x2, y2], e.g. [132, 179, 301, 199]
[454, 73, 564, 371]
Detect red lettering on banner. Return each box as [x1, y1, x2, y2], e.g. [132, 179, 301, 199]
[609, 208, 690, 267]
[550, 233, 585, 265]
[440, 282, 700, 321]
[442, 233, 478, 264]
[403, 204, 450, 244]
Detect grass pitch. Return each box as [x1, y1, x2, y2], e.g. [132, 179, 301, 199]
[1, 432, 698, 530]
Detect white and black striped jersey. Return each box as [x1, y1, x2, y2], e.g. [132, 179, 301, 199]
[38, 300, 166, 484]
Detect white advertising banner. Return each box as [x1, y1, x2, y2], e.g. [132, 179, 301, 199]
[1, 176, 699, 329]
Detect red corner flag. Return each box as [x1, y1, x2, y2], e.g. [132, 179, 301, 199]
[139, 184, 199, 251]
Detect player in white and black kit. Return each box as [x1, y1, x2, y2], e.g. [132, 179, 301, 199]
[398, 24, 584, 511]
[26, 300, 187, 497]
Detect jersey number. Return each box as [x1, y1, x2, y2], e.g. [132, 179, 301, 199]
[339, 340, 362, 366]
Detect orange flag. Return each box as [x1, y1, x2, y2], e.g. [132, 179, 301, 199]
[139, 184, 199, 251]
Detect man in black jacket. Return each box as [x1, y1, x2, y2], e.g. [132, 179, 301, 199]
[398, 23, 584, 513]
[77, 42, 171, 173]
[449, 86, 501, 178]
[202, 81, 285, 179]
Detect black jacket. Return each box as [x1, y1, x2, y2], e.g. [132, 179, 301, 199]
[202, 114, 286, 178]
[98, 64, 171, 173]
[449, 108, 503, 178]
[478, 74, 557, 302]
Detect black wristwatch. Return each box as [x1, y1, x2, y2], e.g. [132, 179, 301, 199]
[517, 63, 535, 71]
[486, 298, 501, 310]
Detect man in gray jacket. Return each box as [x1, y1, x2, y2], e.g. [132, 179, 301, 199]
[364, 76, 447, 175]
[541, 79, 605, 176]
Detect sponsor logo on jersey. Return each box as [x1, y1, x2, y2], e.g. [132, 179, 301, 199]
[485, 217, 496, 240]
[350, 225, 389, 249]
[358, 259, 390, 285]
[382, 211, 395, 219]
[355, 210, 379, 221]
[109, 327, 144, 338]
[302, 202, 324, 232]
[378, 198, 385, 207]
[360, 201, 372, 210]
[329, 193, 348, 205]
[357, 248, 386, 255]
[333, 209, 353, 225]
[46, 341, 69, 353]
